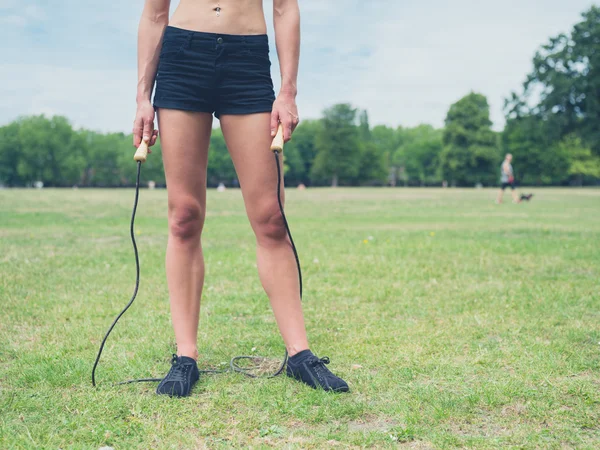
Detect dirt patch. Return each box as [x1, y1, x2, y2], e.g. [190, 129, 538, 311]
[89, 236, 122, 245]
[347, 418, 400, 433]
[447, 412, 526, 439]
[501, 402, 528, 416]
[397, 442, 435, 450]
[9, 323, 43, 351]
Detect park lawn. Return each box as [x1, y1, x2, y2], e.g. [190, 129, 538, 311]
[0, 187, 599, 449]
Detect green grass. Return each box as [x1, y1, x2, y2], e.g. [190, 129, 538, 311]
[1, 187, 599, 449]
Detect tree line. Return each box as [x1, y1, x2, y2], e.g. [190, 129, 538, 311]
[1, 6, 599, 188]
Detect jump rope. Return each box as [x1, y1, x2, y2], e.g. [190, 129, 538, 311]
[91, 124, 303, 387]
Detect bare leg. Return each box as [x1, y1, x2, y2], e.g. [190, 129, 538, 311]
[496, 189, 504, 204]
[220, 113, 309, 356]
[158, 109, 213, 360]
[511, 188, 521, 203]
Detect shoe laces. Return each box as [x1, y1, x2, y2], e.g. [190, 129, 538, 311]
[308, 356, 330, 367]
[167, 354, 190, 383]
[308, 356, 331, 382]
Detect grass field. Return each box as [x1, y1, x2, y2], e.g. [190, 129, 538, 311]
[1, 187, 599, 449]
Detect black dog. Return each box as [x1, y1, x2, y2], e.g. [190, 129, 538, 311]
[520, 193, 534, 201]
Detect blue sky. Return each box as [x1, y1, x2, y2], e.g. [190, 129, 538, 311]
[0, 0, 595, 133]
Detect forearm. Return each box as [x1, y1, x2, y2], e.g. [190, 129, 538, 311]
[273, 1, 300, 98]
[136, 6, 169, 104]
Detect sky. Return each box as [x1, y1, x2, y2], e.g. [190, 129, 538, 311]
[0, 0, 596, 133]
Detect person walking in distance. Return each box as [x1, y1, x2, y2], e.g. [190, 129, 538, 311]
[496, 153, 521, 204]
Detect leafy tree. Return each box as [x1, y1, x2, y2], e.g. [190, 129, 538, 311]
[440, 92, 500, 186]
[395, 125, 443, 186]
[358, 110, 371, 142]
[559, 134, 600, 185]
[17, 115, 85, 186]
[502, 115, 569, 185]
[84, 132, 130, 187]
[0, 122, 23, 186]
[280, 120, 325, 185]
[506, 6, 600, 155]
[279, 142, 305, 186]
[352, 110, 387, 185]
[356, 141, 388, 185]
[287, 120, 320, 184]
[372, 125, 400, 154]
[311, 104, 361, 187]
[207, 128, 237, 187]
[372, 125, 401, 186]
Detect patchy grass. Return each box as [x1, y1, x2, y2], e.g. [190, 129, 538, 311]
[1, 187, 599, 449]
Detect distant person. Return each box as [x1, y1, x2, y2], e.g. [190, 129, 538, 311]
[496, 153, 522, 204]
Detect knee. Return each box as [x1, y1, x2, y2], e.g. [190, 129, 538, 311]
[168, 201, 204, 241]
[253, 204, 287, 245]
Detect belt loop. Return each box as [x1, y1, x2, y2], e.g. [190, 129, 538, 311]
[186, 32, 193, 49]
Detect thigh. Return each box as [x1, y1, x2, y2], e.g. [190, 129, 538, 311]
[219, 113, 283, 221]
[157, 109, 213, 208]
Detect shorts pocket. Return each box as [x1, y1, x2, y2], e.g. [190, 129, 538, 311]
[159, 36, 189, 60]
[243, 45, 271, 67]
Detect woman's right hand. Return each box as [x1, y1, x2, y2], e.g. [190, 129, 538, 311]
[133, 100, 159, 148]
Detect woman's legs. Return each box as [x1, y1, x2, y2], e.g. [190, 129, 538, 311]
[220, 113, 309, 357]
[158, 109, 213, 360]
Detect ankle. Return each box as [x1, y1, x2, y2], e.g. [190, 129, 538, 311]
[287, 345, 310, 358]
[177, 347, 198, 361]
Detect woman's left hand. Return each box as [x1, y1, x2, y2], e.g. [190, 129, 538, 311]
[271, 93, 299, 142]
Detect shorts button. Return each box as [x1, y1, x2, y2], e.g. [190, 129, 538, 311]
[216, 37, 223, 44]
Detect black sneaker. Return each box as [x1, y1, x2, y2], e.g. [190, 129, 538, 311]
[156, 354, 199, 397]
[286, 350, 349, 392]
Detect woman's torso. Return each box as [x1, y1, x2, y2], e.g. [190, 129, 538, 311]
[170, 0, 267, 35]
[501, 162, 513, 182]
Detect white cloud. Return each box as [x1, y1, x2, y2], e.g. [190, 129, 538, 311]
[0, 15, 27, 26]
[0, 2, 45, 26]
[294, 0, 596, 130]
[0, 0, 596, 133]
[0, 64, 137, 132]
[23, 4, 45, 20]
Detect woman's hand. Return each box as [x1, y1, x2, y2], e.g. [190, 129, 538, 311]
[133, 100, 159, 148]
[271, 93, 299, 143]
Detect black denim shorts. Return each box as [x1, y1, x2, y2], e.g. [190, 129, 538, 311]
[153, 26, 276, 118]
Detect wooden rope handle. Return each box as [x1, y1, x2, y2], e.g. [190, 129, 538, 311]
[135, 126, 281, 161]
[270, 124, 284, 153]
[134, 140, 149, 163]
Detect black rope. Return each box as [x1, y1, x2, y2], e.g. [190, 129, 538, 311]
[92, 150, 303, 385]
[91, 162, 160, 386]
[275, 150, 302, 298]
